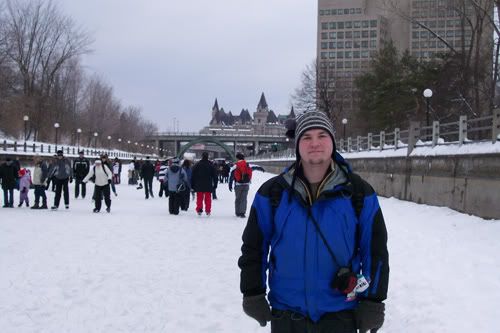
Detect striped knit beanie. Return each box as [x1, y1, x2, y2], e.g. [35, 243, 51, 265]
[294, 111, 336, 160]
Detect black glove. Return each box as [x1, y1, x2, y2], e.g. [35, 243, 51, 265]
[242, 294, 272, 327]
[355, 300, 385, 333]
[228, 186, 232, 192]
[108, 179, 112, 184]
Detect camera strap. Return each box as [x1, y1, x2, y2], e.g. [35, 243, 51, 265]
[306, 206, 346, 269]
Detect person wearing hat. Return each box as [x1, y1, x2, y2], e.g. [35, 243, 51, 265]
[0, 157, 17, 208]
[48, 150, 73, 210]
[83, 159, 113, 213]
[73, 151, 90, 199]
[140, 156, 156, 199]
[238, 111, 389, 332]
[164, 158, 189, 215]
[228, 152, 252, 218]
[191, 152, 218, 216]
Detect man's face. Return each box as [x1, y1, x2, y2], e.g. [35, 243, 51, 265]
[298, 128, 333, 167]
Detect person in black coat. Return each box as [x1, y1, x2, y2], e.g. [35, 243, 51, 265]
[141, 157, 156, 199]
[73, 151, 90, 198]
[191, 152, 218, 216]
[0, 157, 17, 208]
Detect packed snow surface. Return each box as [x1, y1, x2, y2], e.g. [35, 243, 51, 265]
[0, 170, 499, 332]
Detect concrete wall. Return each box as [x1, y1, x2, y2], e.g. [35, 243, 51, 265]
[251, 154, 500, 219]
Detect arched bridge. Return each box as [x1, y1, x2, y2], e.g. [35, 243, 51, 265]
[145, 132, 290, 159]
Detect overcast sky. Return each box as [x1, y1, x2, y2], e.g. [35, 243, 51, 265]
[56, 0, 317, 132]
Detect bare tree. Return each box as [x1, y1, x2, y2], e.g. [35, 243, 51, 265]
[2, 0, 92, 140]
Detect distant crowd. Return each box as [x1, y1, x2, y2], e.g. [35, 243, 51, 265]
[0, 151, 253, 217]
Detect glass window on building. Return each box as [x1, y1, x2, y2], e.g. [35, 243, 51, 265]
[353, 50, 360, 58]
[322, 22, 328, 30]
[338, 22, 344, 29]
[464, 39, 471, 47]
[437, 30, 445, 37]
[322, 32, 328, 39]
[337, 41, 344, 49]
[370, 30, 377, 38]
[337, 51, 344, 58]
[412, 31, 419, 38]
[321, 42, 328, 49]
[455, 30, 463, 37]
[412, 41, 419, 48]
[319, 10, 324, 16]
[412, 51, 419, 57]
[446, 30, 454, 37]
[337, 61, 344, 69]
[455, 39, 462, 47]
[361, 40, 368, 48]
[353, 61, 360, 68]
[329, 61, 335, 68]
[420, 31, 428, 38]
[429, 21, 437, 28]
[338, 32, 344, 39]
[437, 41, 445, 48]
[345, 21, 352, 29]
[420, 41, 428, 48]
[350, 8, 355, 14]
[330, 32, 337, 39]
[332, 9, 337, 15]
[429, 40, 436, 47]
[329, 22, 336, 29]
[329, 41, 336, 49]
[412, 22, 420, 29]
[370, 40, 377, 48]
[362, 20, 369, 28]
[446, 20, 454, 27]
[354, 21, 361, 28]
[345, 31, 353, 39]
[438, 20, 445, 28]
[354, 41, 361, 48]
[324, 9, 330, 15]
[345, 61, 352, 68]
[354, 31, 361, 39]
[361, 50, 369, 58]
[356, 8, 362, 14]
[321, 52, 328, 59]
[329, 52, 336, 59]
[344, 9, 349, 14]
[370, 20, 377, 28]
[362, 30, 369, 38]
[345, 51, 352, 58]
[345, 41, 352, 48]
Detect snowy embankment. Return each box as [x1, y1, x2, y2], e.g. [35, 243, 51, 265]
[0, 170, 499, 332]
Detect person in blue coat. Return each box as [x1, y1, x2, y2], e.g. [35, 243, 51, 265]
[238, 111, 389, 333]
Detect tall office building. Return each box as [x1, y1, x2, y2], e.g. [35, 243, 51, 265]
[317, 0, 494, 120]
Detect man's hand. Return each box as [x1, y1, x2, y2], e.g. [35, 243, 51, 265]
[242, 294, 272, 327]
[355, 300, 385, 333]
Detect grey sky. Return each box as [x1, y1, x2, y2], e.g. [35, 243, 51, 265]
[57, 0, 317, 132]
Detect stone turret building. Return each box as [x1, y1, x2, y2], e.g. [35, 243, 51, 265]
[200, 93, 295, 136]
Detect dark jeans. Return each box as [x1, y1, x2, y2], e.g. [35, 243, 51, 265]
[144, 177, 153, 198]
[271, 309, 356, 333]
[53, 178, 69, 207]
[168, 191, 181, 215]
[3, 188, 14, 207]
[34, 185, 47, 205]
[94, 184, 111, 211]
[75, 178, 86, 198]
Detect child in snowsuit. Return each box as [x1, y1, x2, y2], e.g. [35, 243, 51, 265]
[17, 168, 31, 207]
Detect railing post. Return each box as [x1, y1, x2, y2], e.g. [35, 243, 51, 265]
[3, 140, 6, 151]
[459, 115, 467, 146]
[357, 136, 362, 152]
[432, 121, 440, 147]
[394, 128, 400, 149]
[48, 145, 51, 154]
[408, 121, 421, 156]
[32, 143, 36, 152]
[347, 137, 352, 153]
[493, 108, 500, 143]
[23, 142, 27, 152]
[379, 131, 385, 151]
[14, 141, 17, 152]
[367, 133, 372, 151]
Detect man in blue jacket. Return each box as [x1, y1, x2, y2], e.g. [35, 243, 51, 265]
[238, 111, 389, 333]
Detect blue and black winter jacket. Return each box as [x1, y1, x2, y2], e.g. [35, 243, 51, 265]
[238, 152, 389, 322]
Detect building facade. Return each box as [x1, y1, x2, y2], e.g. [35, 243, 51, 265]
[199, 93, 294, 136]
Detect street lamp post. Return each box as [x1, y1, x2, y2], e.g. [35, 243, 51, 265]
[423, 88, 433, 128]
[342, 118, 348, 141]
[107, 136, 111, 152]
[76, 128, 82, 151]
[54, 123, 60, 151]
[93, 132, 98, 153]
[23, 115, 29, 142]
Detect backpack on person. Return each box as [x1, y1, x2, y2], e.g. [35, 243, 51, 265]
[234, 161, 252, 183]
[90, 165, 109, 183]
